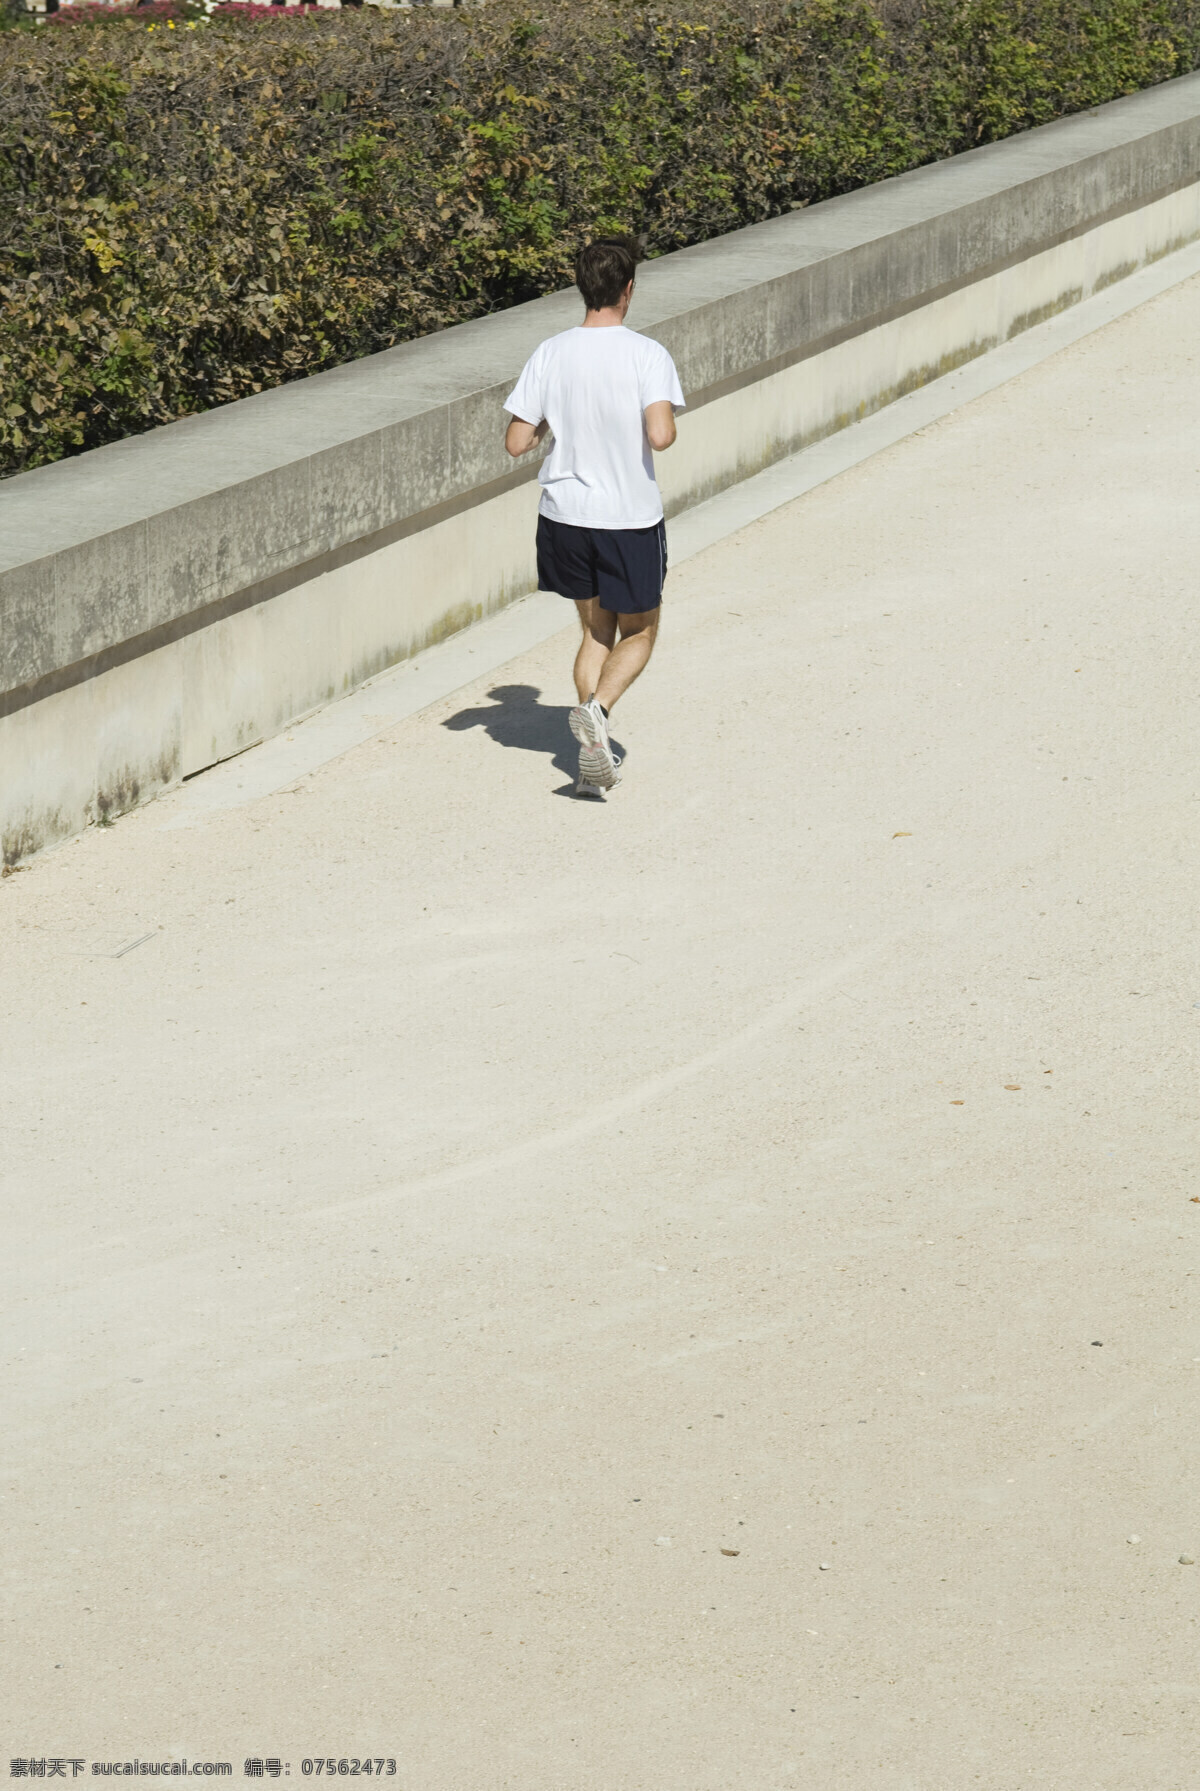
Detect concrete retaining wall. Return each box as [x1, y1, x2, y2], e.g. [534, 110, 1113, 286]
[5, 72, 1200, 863]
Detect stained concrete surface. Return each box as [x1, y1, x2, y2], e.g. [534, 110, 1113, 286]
[3, 275, 1199, 1790]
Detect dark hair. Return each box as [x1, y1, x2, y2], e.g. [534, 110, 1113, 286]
[574, 236, 644, 312]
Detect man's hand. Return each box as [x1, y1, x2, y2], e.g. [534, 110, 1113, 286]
[644, 401, 677, 452]
[505, 417, 549, 458]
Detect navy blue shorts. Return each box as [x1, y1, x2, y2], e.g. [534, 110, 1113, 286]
[536, 515, 667, 614]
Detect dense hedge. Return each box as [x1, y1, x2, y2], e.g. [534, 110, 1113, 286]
[0, 0, 1196, 476]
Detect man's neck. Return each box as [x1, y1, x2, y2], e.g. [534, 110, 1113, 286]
[582, 307, 626, 329]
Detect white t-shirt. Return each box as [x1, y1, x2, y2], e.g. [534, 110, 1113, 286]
[503, 326, 686, 531]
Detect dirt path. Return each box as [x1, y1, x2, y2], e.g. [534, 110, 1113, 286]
[3, 276, 1199, 1790]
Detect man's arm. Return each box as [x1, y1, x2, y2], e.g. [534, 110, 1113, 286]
[505, 417, 549, 458]
[644, 400, 677, 452]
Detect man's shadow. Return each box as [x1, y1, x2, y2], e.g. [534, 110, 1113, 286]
[442, 684, 623, 792]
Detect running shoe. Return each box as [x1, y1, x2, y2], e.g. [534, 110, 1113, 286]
[574, 758, 622, 799]
[569, 697, 618, 787]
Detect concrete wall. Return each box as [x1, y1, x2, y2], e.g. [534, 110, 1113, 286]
[5, 73, 1200, 863]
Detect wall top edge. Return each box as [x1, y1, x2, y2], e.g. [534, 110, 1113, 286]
[3, 68, 1200, 577]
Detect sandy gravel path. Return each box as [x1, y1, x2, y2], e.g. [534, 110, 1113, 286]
[3, 274, 1199, 1790]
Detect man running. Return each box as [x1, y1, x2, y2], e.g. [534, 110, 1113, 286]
[503, 236, 686, 797]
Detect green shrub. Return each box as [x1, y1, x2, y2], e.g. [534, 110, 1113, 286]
[1, 0, 1196, 475]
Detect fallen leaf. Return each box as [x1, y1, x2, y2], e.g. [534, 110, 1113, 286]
[892, 831, 912, 838]
[1004, 1085, 1021, 1091]
[720, 1548, 740, 1557]
[950, 1099, 964, 1105]
[1191, 1197, 1199, 1204]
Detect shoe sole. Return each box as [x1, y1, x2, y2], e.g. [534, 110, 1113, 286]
[569, 704, 618, 787]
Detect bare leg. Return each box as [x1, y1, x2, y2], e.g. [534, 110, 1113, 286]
[594, 609, 659, 711]
[573, 598, 617, 703]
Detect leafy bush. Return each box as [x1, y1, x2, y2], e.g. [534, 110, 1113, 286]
[0, 0, 1196, 475]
